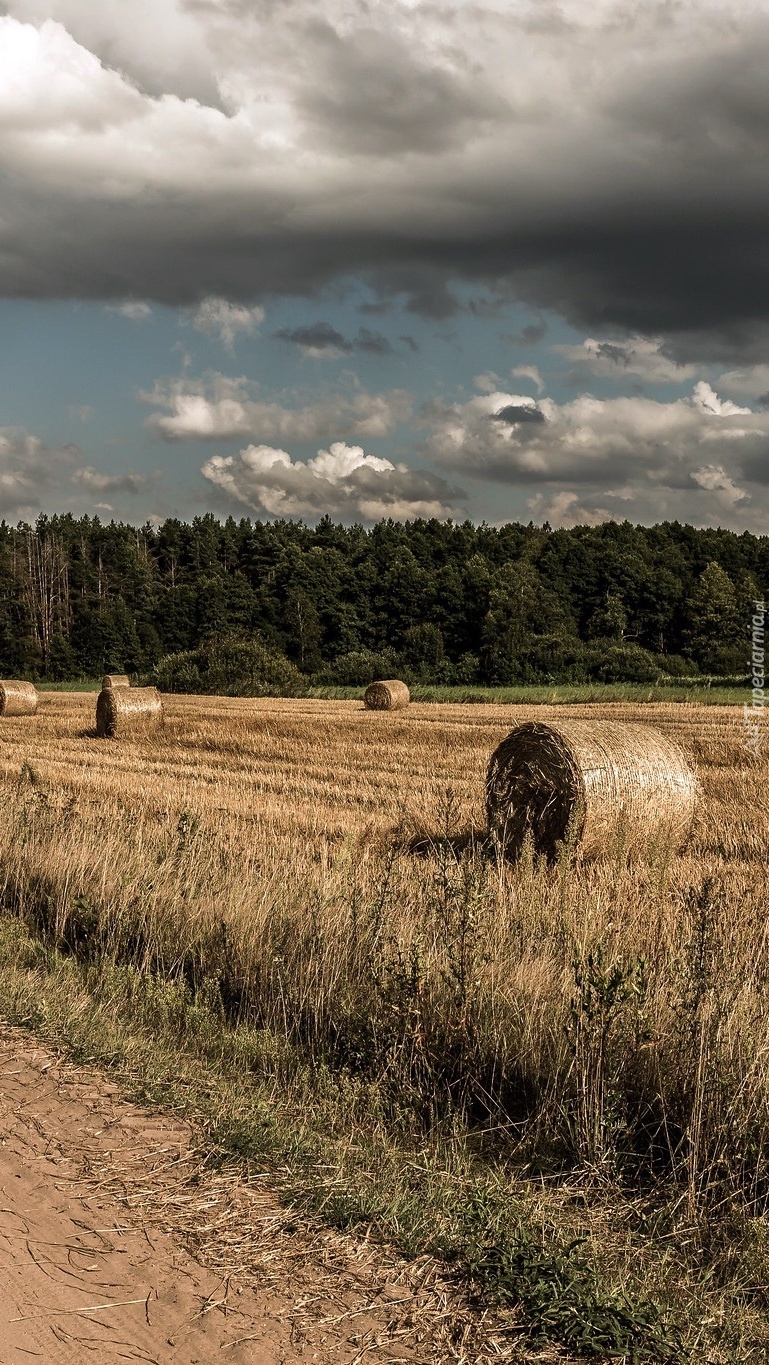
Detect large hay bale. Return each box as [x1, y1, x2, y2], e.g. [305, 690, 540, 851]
[0, 680, 38, 717]
[102, 673, 130, 690]
[364, 679, 410, 711]
[486, 719, 698, 862]
[96, 685, 163, 738]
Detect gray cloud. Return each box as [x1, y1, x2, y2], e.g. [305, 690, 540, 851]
[275, 322, 350, 355]
[0, 430, 147, 517]
[191, 297, 264, 347]
[274, 322, 395, 358]
[72, 465, 147, 494]
[2, 4, 769, 353]
[297, 21, 504, 156]
[0, 428, 79, 515]
[553, 336, 699, 386]
[492, 404, 546, 426]
[143, 372, 413, 442]
[505, 320, 549, 347]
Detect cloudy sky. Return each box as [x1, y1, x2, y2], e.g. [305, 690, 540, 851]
[2, 0, 769, 530]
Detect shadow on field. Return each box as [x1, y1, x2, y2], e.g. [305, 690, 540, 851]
[77, 727, 99, 739]
[399, 826, 488, 859]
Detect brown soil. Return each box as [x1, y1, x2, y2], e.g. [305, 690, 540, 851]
[0, 1025, 512, 1364]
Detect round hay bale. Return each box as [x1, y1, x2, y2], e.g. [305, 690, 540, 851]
[96, 685, 163, 739]
[102, 673, 130, 690]
[486, 719, 699, 862]
[364, 679, 410, 711]
[0, 680, 38, 717]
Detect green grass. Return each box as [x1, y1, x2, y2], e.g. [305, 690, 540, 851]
[32, 677, 749, 704]
[309, 681, 748, 705]
[35, 679, 103, 692]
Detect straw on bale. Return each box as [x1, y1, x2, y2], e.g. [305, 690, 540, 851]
[102, 673, 130, 690]
[96, 685, 163, 738]
[0, 680, 38, 717]
[486, 719, 699, 862]
[364, 679, 410, 711]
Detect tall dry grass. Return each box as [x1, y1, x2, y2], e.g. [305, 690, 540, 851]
[0, 692, 766, 1216]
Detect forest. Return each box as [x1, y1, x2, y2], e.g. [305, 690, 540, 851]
[3, 512, 765, 685]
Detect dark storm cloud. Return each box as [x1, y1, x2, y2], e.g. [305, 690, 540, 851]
[4, 3, 769, 355]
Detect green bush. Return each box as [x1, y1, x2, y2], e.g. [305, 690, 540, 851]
[155, 635, 304, 697]
[516, 634, 589, 683]
[154, 650, 203, 693]
[315, 648, 400, 687]
[584, 642, 661, 683]
[655, 653, 698, 678]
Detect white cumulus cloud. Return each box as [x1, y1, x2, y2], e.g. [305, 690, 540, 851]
[202, 440, 464, 522]
[691, 381, 751, 417]
[422, 382, 769, 528]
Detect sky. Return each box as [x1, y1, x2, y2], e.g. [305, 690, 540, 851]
[1, 0, 769, 532]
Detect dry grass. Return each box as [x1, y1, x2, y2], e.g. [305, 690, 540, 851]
[0, 692, 768, 1357]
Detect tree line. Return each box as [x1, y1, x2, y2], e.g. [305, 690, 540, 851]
[0, 512, 764, 685]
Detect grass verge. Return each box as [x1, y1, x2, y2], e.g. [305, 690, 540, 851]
[36, 679, 103, 692]
[0, 911, 763, 1363]
[308, 682, 748, 706]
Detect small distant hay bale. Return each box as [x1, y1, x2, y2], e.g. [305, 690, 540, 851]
[486, 719, 699, 862]
[102, 673, 130, 690]
[96, 685, 163, 739]
[0, 680, 38, 717]
[364, 679, 410, 711]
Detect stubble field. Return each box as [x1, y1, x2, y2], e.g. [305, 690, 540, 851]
[0, 691, 768, 1360]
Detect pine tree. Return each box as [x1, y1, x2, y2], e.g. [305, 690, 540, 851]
[684, 561, 741, 672]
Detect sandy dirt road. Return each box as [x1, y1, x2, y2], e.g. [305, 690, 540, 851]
[0, 1027, 433, 1364]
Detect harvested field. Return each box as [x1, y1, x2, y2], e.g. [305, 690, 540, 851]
[0, 690, 732, 834]
[0, 692, 767, 1360]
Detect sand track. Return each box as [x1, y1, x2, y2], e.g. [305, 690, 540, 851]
[0, 1027, 421, 1364]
